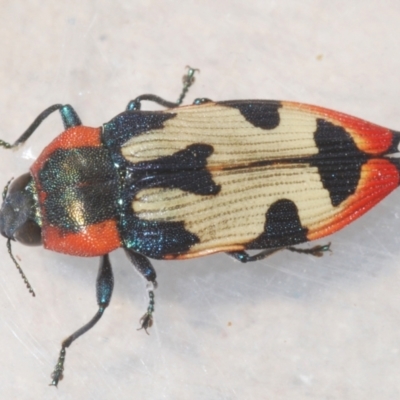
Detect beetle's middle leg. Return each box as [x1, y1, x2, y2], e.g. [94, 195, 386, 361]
[227, 243, 331, 263]
[50, 254, 114, 387]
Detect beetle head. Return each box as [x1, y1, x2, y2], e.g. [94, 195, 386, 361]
[0, 173, 42, 246]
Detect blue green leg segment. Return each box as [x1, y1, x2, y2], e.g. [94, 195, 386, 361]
[50, 254, 114, 387]
[227, 243, 331, 263]
[193, 98, 213, 105]
[0, 104, 81, 149]
[125, 249, 157, 335]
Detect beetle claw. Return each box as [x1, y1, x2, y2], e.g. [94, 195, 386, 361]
[308, 243, 331, 257]
[138, 312, 153, 335]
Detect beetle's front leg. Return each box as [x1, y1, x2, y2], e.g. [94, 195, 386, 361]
[124, 249, 157, 334]
[0, 104, 82, 149]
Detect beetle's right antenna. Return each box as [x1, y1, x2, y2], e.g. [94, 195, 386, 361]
[6, 239, 35, 297]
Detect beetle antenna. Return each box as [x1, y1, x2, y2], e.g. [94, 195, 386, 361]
[177, 66, 200, 105]
[6, 239, 35, 297]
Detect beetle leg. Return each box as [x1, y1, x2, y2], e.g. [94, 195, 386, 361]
[124, 249, 157, 334]
[227, 243, 331, 263]
[193, 98, 213, 105]
[49, 254, 114, 387]
[125, 66, 199, 111]
[0, 104, 81, 149]
[287, 243, 331, 258]
[59, 104, 82, 129]
[227, 249, 283, 263]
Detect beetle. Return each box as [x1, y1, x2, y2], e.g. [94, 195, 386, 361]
[0, 67, 399, 386]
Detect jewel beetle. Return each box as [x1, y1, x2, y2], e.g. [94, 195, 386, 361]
[1, 67, 400, 386]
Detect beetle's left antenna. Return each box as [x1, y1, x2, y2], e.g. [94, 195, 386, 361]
[6, 239, 35, 297]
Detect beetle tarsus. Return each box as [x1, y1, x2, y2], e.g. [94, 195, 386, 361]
[138, 290, 155, 334]
[138, 312, 153, 335]
[227, 248, 282, 263]
[126, 66, 199, 111]
[228, 243, 331, 263]
[0, 139, 13, 149]
[177, 66, 199, 105]
[287, 243, 331, 257]
[49, 347, 66, 387]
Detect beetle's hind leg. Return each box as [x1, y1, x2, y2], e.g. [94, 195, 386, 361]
[49, 254, 114, 387]
[227, 243, 331, 263]
[227, 248, 282, 263]
[126, 66, 199, 111]
[287, 243, 331, 258]
[124, 249, 157, 334]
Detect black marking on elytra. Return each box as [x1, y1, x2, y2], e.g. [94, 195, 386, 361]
[120, 214, 200, 259]
[386, 130, 400, 154]
[102, 109, 220, 258]
[248, 199, 308, 249]
[39, 147, 119, 232]
[310, 119, 369, 207]
[131, 144, 221, 196]
[221, 100, 282, 130]
[107, 143, 217, 258]
[102, 111, 176, 150]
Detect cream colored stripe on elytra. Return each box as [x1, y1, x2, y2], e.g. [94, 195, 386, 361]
[121, 103, 320, 167]
[132, 163, 348, 253]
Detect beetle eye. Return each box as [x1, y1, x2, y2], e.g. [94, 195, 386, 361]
[14, 220, 42, 246]
[8, 173, 32, 195]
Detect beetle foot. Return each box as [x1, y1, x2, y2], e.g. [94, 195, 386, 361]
[308, 243, 331, 257]
[49, 347, 66, 387]
[138, 312, 153, 334]
[287, 243, 331, 258]
[137, 290, 155, 334]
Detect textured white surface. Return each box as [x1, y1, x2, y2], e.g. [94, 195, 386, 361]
[1, 1, 400, 399]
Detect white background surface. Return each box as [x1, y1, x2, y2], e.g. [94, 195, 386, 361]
[1, 1, 400, 399]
